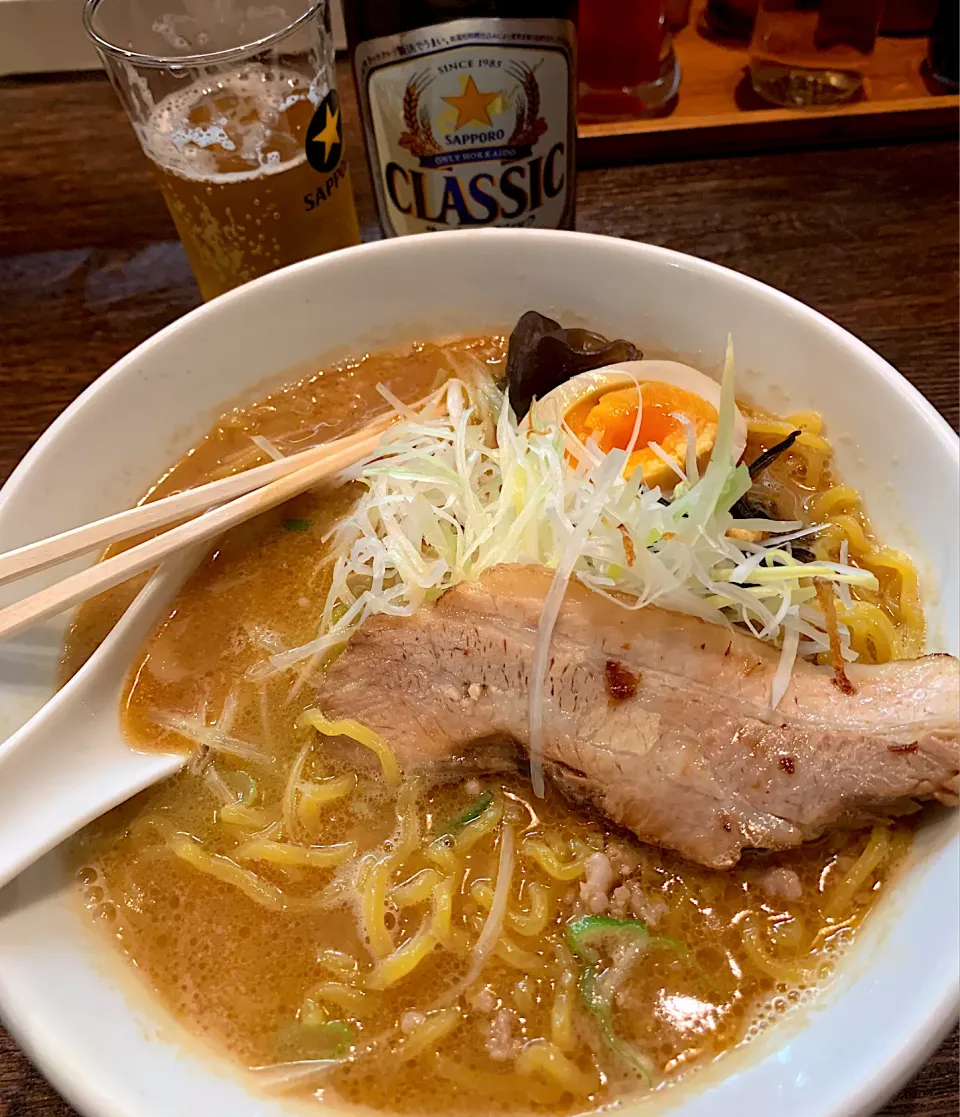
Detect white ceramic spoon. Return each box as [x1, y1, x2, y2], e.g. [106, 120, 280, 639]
[0, 550, 201, 891]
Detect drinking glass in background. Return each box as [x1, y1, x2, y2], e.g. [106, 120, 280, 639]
[706, 0, 938, 47]
[749, 0, 885, 106]
[703, 0, 758, 41]
[926, 0, 959, 90]
[84, 0, 360, 300]
[578, 0, 681, 119]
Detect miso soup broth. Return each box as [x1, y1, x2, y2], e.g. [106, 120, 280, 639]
[67, 334, 917, 1114]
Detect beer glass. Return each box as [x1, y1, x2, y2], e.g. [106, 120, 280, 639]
[748, 0, 885, 107]
[578, 0, 681, 120]
[84, 0, 361, 299]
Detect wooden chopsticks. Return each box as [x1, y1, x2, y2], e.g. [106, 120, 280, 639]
[0, 410, 399, 644]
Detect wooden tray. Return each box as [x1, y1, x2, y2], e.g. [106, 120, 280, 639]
[577, 0, 959, 164]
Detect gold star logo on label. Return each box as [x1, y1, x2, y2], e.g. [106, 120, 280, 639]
[312, 105, 340, 162]
[442, 75, 500, 129]
[306, 90, 344, 174]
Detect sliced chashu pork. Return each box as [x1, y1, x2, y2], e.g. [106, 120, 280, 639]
[317, 564, 959, 868]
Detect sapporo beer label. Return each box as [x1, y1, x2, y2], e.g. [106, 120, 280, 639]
[354, 18, 575, 236]
[306, 89, 345, 175]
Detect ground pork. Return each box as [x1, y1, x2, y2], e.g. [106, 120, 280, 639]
[758, 867, 803, 901]
[467, 985, 497, 1013]
[481, 1008, 520, 1062]
[579, 851, 616, 914]
[607, 880, 668, 926]
[400, 1010, 426, 1034]
[604, 840, 641, 878]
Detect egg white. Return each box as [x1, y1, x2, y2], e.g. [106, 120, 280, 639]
[519, 359, 748, 469]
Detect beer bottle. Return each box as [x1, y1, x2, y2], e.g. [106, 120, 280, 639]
[345, 1, 577, 237]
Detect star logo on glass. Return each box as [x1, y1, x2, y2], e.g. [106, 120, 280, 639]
[306, 90, 344, 174]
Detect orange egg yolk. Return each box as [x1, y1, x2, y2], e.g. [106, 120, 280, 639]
[565, 383, 718, 485]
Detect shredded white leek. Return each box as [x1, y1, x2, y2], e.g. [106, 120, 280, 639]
[154, 712, 275, 766]
[203, 764, 236, 806]
[257, 347, 876, 736]
[462, 823, 514, 993]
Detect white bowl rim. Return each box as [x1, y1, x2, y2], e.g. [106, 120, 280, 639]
[0, 229, 956, 1117]
[2, 230, 957, 517]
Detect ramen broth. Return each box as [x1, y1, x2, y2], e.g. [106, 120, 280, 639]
[68, 336, 915, 1113]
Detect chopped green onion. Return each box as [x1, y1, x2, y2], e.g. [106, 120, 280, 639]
[565, 914, 690, 1080]
[443, 789, 492, 833]
[567, 914, 687, 965]
[274, 1019, 354, 1060]
[579, 965, 654, 1079]
[565, 914, 650, 963]
[282, 518, 311, 533]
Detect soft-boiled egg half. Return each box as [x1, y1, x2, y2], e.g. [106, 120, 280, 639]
[521, 359, 747, 490]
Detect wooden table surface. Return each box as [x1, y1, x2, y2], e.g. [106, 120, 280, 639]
[0, 58, 957, 1117]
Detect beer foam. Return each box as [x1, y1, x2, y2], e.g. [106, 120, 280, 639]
[140, 65, 322, 184]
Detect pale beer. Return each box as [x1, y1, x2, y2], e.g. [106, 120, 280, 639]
[141, 69, 360, 299]
[85, 0, 358, 299]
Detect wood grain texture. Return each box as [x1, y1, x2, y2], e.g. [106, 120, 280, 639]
[0, 57, 957, 1117]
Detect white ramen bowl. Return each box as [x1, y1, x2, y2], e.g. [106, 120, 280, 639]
[0, 230, 956, 1117]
